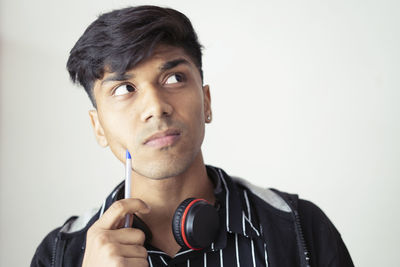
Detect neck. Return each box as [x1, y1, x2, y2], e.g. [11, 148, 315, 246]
[129, 152, 215, 256]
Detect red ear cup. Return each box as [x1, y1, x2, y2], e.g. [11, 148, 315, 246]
[172, 198, 220, 250]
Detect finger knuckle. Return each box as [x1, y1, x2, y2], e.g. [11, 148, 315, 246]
[112, 200, 126, 213]
[131, 245, 148, 257]
[104, 243, 118, 257]
[135, 230, 146, 243]
[86, 225, 97, 236]
[96, 232, 110, 245]
[138, 246, 148, 257]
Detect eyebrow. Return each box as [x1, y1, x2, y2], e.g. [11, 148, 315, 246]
[100, 58, 189, 86]
[159, 58, 190, 72]
[101, 73, 134, 86]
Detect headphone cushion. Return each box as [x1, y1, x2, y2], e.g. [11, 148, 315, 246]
[172, 198, 195, 248]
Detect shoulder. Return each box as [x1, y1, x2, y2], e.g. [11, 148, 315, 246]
[30, 218, 72, 267]
[231, 176, 353, 266]
[31, 208, 100, 267]
[296, 199, 354, 266]
[59, 207, 99, 234]
[231, 176, 291, 212]
[231, 175, 331, 221]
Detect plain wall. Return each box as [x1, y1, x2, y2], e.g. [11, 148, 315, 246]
[1, 0, 399, 266]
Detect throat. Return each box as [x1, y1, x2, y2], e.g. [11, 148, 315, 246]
[150, 225, 182, 257]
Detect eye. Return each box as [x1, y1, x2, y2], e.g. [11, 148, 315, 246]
[113, 84, 135, 96]
[165, 73, 184, 84]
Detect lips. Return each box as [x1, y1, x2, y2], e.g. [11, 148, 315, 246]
[143, 129, 181, 148]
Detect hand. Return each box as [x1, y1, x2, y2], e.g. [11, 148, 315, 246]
[82, 198, 151, 267]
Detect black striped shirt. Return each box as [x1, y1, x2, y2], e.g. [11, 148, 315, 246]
[99, 165, 270, 267]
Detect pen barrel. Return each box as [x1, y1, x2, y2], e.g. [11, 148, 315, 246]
[124, 214, 131, 228]
[125, 160, 132, 199]
[124, 157, 132, 228]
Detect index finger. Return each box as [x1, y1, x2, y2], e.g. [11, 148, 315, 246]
[96, 198, 150, 230]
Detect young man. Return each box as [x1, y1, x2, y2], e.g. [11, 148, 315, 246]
[31, 5, 353, 267]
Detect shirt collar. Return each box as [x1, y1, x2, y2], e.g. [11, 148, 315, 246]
[208, 165, 261, 250]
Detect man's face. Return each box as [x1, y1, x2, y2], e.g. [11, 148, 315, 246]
[89, 45, 211, 179]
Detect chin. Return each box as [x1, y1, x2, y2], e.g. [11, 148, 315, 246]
[134, 153, 196, 180]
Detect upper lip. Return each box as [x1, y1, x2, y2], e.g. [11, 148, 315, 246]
[143, 129, 181, 144]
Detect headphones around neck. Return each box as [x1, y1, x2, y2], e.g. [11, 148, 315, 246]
[132, 198, 220, 250]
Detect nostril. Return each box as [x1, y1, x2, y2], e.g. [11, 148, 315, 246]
[140, 93, 173, 121]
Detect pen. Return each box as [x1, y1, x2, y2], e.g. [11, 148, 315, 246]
[124, 149, 132, 228]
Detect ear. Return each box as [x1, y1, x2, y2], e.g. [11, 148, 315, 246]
[88, 110, 109, 147]
[202, 84, 212, 123]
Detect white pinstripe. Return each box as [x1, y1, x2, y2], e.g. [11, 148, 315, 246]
[264, 243, 269, 267]
[243, 190, 261, 236]
[148, 255, 154, 267]
[235, 233, 241, 267]
[251, 239, 256, 267]
[187, 259, 190, 267]
[204, 252, 207, 267]
[242, 211, 247, 237]
[99, 199, 106, 218]
[244, 216, 261, 236]
[175, 249, 192, 257]
[111, 187, 120, 198]
[160, 255, 167, 265]
[243, 190, 251, 220]
[219, 249, 224, 267]
[219, 170, 231, 232]
[147, 250, 168, 256]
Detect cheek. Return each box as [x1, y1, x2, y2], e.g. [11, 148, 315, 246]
[183, 88, 205, 117]
[101, 111, 124, 137]
[100, 111, 137, 157]
[181, 93, 206, 138]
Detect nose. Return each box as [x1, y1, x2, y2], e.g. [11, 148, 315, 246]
[139, 83, 173, 122]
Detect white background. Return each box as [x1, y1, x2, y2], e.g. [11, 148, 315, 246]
[1, 0, 399, 266]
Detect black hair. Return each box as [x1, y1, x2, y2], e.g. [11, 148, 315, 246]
[66, 5, 203, 108]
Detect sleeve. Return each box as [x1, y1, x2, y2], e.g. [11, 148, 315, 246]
[297, 199, 354, 267]
[30, 227, 61, 267]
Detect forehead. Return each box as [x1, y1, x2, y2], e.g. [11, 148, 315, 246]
[105, 45, 197, 78]
[144, 45, 194, 64]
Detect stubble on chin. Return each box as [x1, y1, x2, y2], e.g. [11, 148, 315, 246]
[132, 151, 198, 180]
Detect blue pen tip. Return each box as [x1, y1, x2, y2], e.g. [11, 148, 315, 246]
[126, 150, 131, 159]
